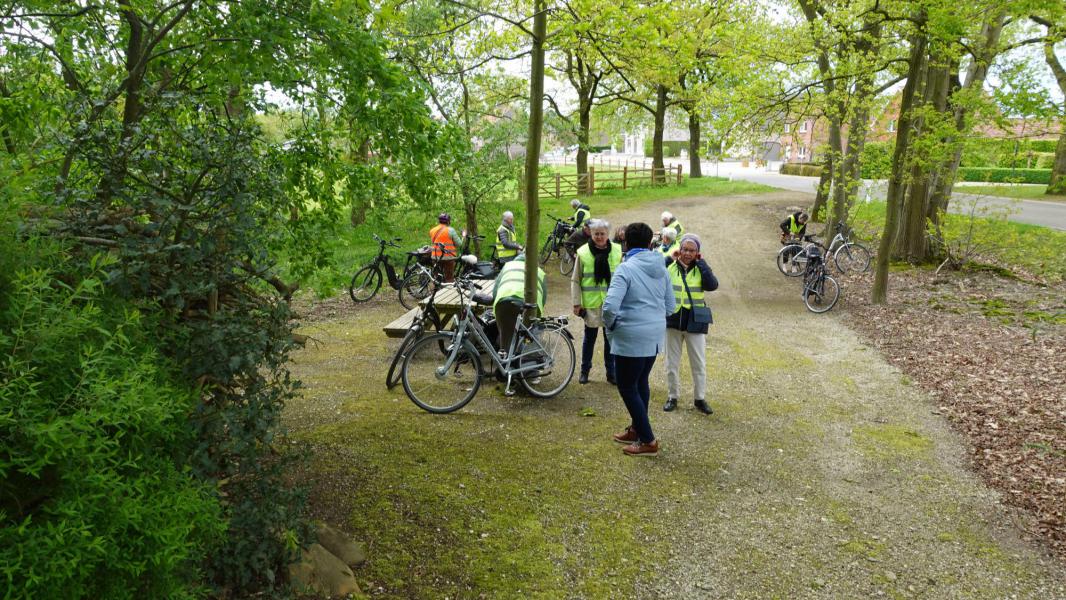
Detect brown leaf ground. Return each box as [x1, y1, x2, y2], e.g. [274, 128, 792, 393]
[839, 264, 1066, 563]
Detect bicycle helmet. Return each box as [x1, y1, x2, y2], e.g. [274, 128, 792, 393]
[438, 212, 451, 224]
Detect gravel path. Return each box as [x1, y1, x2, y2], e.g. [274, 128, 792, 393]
[286, 191, 1066, 598]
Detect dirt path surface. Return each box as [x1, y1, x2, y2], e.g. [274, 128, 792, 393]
[287, 191, 1066, 598]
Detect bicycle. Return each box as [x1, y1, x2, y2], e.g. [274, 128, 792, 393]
[386, 270, 448, 390]
[777, 234, 826, 277]
[824, 223, 872, 274]
[400, 275, 576, 413]
[558, 241, 576, 276]
[539, 214, 574, 267]
[801, 246, 841, 313]
[398, 243, 455, 310]
[349, 234, 431, 304]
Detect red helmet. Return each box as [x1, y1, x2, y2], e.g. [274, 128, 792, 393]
[438, 212, 451, 224]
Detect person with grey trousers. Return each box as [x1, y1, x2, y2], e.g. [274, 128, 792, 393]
[602, 222, 676, 457]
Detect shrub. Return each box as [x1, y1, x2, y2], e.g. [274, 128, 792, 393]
[1034, 152, 1056, 170]
[643, 138, 688, 157]
[957, 167, 1052, 184]
[0, 245, 224, 599]
[860, 141, 894, 179]
[780, 163, 824, 177]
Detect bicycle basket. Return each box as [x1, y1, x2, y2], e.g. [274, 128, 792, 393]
[414, 245, 434, 266]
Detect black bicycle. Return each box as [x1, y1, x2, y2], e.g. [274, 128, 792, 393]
[539, 214, 574, 268]
[801, 246, 840, 313]
[386, 271, 447, 390]
[349, 234, 430, 304]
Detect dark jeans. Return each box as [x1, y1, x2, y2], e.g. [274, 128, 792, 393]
[614, 355, 657, 444]
[495, 299, 523, 354]
[581, 326, 615, 376]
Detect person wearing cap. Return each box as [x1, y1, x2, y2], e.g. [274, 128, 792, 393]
[495, 211, 523, 264]
[780, 210, 809, 243]
[570, 199, 591, 228]
[658, 227, 678, 257]
[570, 219, 620, 385]
[429, 212, 463, 282]
[661, 211, 683, 237]
[663, 233, 718, 414]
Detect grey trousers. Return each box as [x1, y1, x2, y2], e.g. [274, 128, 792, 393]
[665, 329, 707, 401]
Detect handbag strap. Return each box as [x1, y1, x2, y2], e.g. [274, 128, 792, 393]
[678, 261, 697, 307]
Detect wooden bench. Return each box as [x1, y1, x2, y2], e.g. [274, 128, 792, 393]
[382, 280, 493, 338]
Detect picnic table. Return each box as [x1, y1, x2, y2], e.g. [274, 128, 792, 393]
[382, 280, 494, 338]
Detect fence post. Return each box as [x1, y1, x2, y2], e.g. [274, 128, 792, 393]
[623, 166, 628, 190]
[555, 173, 561, 199]
[677, 164, 682, 185]
[589, 166, 595, 196]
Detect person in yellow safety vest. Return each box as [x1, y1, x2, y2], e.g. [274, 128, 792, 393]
[779, 210, 809, 243]
[658, 227, 678, 257]
[570, 219, 621, 385]
[429, 212, 463, 282]
[569, 198, 591, 228]
[495, 211, 523, 263]
[661, 211, 683, 237]
[663, 233, 718, 415]
[492, 253, 546, 355]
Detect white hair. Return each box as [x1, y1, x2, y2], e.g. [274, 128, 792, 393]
[661, 211, 673, 221]
[661, 227, 677, 240]
[587, 218, 610, 232]
[502, 211, 514, 220]
[570, 199, 581, 208]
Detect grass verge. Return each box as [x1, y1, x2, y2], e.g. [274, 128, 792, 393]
[847, 200, 1066, 284]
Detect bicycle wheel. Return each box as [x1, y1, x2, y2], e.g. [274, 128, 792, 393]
[399, 269, 432, 310]
[834, 243, 872, 274]
[776, 244, 805, 277]
[349, 265, 382, 303]
[402, 332, 482, 413]
[385, 308, 443, 390]
[517, 325, 576, 398]
[559, 248, 575, 276]
[804, 274, 840, 313]
[539, 236, 555, 265]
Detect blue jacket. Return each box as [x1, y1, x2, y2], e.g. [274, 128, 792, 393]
[603, 248, 676, 357]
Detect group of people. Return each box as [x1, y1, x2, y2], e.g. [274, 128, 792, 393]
[569, 212, 717, 458]
[432, 201, 719, 458]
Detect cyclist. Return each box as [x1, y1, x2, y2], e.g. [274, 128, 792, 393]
[570, 198, 591, 228]
[495, 211, 523, 264]
[570, 219, 621, 385]
[658, 227, 678, 257]
[779, 210, 809, 243]
[429, 212, 463, 282]
[661, 211, 683, 237]
[492, 253, 547, 355]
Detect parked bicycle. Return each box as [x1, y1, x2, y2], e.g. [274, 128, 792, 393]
[539, 214, 574, 268]
[825, 222, 872, 273]
[386, 271, 447, 390]
[400, 273, 576, 413]
[801, 246, 840, 313]
[776, 234, 825, 277]
[349, 235, 434, 304]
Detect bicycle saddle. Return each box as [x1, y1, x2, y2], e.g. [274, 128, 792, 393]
[471, 292, 494, 306]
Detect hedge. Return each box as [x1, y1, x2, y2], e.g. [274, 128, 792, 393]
[957, 167, 1052, 184]
[960, 138, 1059, 169]
[780, 163, 825, 177]
[643, 138, 688, 157]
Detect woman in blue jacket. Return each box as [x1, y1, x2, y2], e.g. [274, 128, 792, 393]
[602, 222, 676, 457]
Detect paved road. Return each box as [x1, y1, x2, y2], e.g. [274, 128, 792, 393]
[667, 158, 1066, 231]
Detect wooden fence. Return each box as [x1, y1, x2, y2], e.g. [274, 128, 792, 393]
[535, 162, 684, 200]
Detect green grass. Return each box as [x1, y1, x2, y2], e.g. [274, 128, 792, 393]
[295, 175, 776, 297]
[848, 200, 1066, 284]
[954, 184, 1066, 203]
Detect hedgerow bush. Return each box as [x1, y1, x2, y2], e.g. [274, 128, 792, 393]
[0, 239, 223, 599]
[957, 167, 1052, 184]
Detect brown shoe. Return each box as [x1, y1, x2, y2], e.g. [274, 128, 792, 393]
[622, 439, 659, 457]
[612, 426, 638, 444]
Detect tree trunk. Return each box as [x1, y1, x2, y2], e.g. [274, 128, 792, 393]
[824, 110, 844, 232]
[652, 85, 667, 183]
[687, 110, 702, 178]
[873, 28, 927, 304]
[898, 59, 947, 263]
[577, 99, 591, 194]
[523, 0, 546, 311]
[810, 155, 833, 221]
[1050, 132, 1066, 195]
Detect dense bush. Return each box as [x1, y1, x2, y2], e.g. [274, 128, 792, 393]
[860, 141, 895, 179]
[643, 139, 688, 157]
[957, 167, 1052, 184]
[960, 138, 1059, 168]
[0, 239, 223, 599]
[780, 163, 825, 177]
